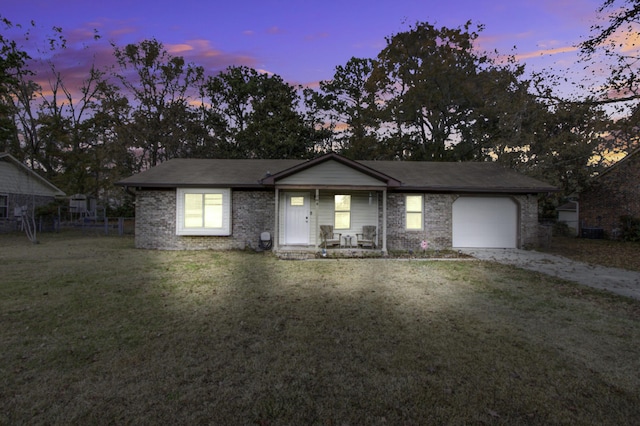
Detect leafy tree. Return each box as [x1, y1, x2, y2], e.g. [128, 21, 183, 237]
[318, 57, 381, 159]
[370, 21, 500, 160]
[110, 38, 205, 170]
[201, 66, 261, 158]
[0, 17, 27, 155]
[453, 64, 540, 162]
[202, 66, 318, 159]
[518, 101, 610, 197]
[581, 0, 640, 103]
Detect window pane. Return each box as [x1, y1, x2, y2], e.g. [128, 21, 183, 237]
[335, 195, 351, 211]
[177, 188, 231, 236]
[335, 212, 350, 229]
[406, 212, 422, 230]
[0, 196, 7, 218]
[184, 194, 203, 228]
[290, 196, 304, 206]
[406, 195, 422, 212]
[204, 194, 223, 228]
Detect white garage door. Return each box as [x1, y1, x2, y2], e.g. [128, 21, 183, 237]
[452, 197, 518, 248]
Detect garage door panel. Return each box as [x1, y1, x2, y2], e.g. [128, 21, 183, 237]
[452, 197, 517, 248]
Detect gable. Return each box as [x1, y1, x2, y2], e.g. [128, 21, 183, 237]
[601, 149, 639, 185]
[276, 159, 388, 187]
[0, 160, 63, 196]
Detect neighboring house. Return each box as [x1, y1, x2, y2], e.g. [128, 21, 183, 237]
[556, 201, 579, 236]
[580, 147, 640, 237]
[117, 153, 556, 253]
[0, 153, 66, 233]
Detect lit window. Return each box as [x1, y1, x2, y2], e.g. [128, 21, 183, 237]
[184, 193, 223, 228]
[290, 196, 305, 206]
[176, 189, 231, 235]
[406, 195, 423, 230]
[0, 195, 7, 219]
[334, 194, 351, 229]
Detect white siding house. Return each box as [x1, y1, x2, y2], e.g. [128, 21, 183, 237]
[0, 153, 66, 233]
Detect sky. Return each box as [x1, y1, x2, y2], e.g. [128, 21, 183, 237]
[1, 0, 611, 95]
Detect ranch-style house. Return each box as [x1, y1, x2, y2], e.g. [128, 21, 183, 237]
[117, 153, 556, 254]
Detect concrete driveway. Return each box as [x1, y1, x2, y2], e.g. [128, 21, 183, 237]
[462, 249, 640, 301]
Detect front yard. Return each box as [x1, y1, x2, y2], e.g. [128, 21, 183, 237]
[542, 236, 640, 272]
[1, 233, 639, 424]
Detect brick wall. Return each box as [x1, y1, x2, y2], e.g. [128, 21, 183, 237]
[386, 193, 539, 250]
[386, 193, 455, 251]
[580, 152, 640, 236]
[135, 189, 540, 250]
[134, 189, 275, 250]
[517, 194, 540, 249]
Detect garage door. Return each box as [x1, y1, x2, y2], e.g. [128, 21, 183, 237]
[452, 197, 518, 248]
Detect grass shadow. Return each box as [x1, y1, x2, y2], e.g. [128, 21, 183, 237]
[1, 234, 640, 424]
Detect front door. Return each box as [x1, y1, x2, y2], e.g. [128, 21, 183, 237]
[284, 193, 310, 245]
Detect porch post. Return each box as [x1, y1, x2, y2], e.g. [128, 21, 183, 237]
[314, 189, 320, 249]
[382, 189, 388, 253]
[274, 188, 280, 250]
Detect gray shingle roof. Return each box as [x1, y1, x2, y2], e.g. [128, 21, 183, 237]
[118, 159, 301, 188]
[359, 161, 556, 192]
[117, 156, 557, 193]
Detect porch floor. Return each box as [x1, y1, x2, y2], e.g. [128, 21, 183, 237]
[275, 245, 384, 260]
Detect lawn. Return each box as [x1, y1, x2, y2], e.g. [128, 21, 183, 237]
[542, 236, 640, 272]
[1, 233, 640, 425]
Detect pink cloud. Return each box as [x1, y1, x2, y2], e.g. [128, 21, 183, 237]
[514, 45, 578, 61]
[165, 39, 259, 74]
[267, 26, 284, 35]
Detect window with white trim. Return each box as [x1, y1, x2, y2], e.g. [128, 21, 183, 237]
[405, 195, 423, 230]
[334, 194, 351, 230]
[176, 188, 231, 235]
[0, 195, 7, 219]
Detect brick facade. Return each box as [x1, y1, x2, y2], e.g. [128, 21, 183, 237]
[518, 194, 540, 249]
[386, 193, 455, 251]
[385, 193, 539, 251]
[579, 150, 640, 236]
[134, 189, 540, 251]
[134, 189, 274, 250]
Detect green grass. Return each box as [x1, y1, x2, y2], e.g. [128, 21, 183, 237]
[1, 232, 640, 425]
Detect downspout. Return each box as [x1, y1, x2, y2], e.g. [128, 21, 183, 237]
[274, 188, 280, 251]
[575, 200, 580, 237]
[124, 186, 137, 198]
[382, 189, 388, 254]
[315, 189, 320, 250]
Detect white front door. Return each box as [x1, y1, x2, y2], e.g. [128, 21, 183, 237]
[284, 193, 310, 245]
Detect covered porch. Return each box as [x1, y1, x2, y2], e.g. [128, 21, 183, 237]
[272, 188, 388, 256]
[258, 154, 400, 256]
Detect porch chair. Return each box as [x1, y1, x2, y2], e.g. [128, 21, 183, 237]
[356, 225, 377, 249]
[320, 225, 341, 249]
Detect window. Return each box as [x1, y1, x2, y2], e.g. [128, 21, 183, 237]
[406, 195, 423, 230]
[290, 196, 305, 206]
[0, 195, 7, 219]
[334, 194, 351, 229]
[176, 188, 231, 235]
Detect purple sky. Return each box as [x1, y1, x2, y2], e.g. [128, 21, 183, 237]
[2, 0, 610, 95]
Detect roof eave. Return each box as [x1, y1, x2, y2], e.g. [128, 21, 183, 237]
[396, 186, 559, 193]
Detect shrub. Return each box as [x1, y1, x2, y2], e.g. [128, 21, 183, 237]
[619, 215, 640, 242]
[552, 221, 572, 237]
